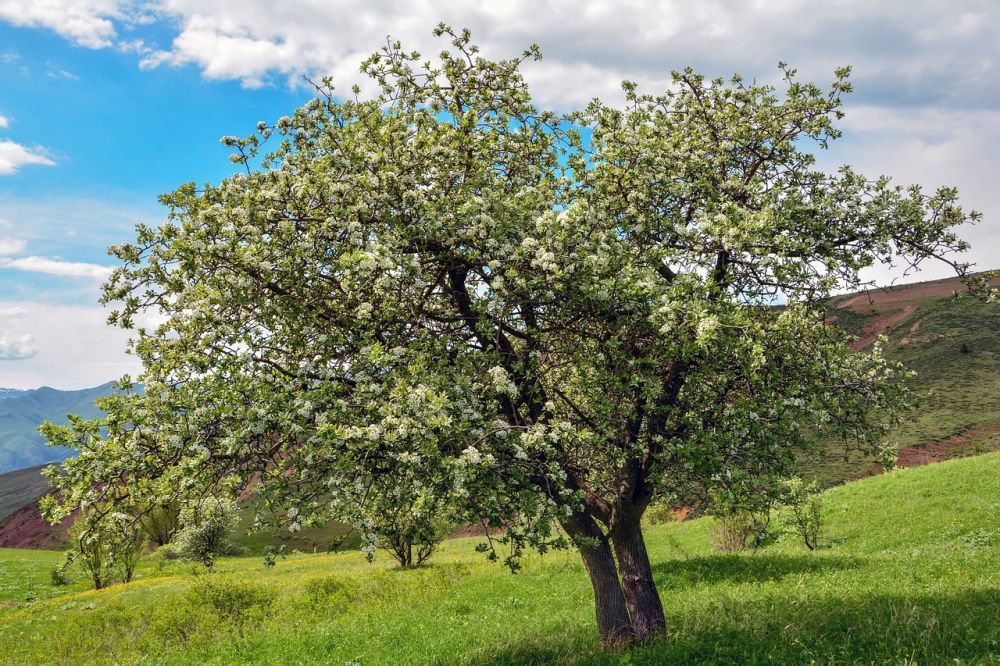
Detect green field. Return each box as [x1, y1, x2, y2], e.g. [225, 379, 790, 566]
[1, 452, 997, 665]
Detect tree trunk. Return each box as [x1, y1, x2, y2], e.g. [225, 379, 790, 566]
[611, 516, 666, 642]
[562, 512, 634, 647]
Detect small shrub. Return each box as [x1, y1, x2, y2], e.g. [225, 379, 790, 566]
[712, 510, 760, 553]
[262, 544, 286, 568]
[784, 477, 824, 550]
[174, 497, 240, 569]
[50, 565, 70, 586]
[304, 574, 351, 612]
[708, 489, 773, 553]
[187, 578, 275, 624]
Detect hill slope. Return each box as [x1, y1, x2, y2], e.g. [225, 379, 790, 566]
[1, 451, 997, 664]
[803, 273, 1000, 486]
[0, 383, 116, 474]
[0, 464, 50, 525]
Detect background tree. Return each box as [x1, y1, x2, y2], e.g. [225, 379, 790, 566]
[783, 477, 824, 551]
[112, 520, 147, 583]
[355, 461, 456, 568]
[42, 26, 988, 646]
[65, 505, 147, 588]
[139, 500, 182, 547]
[67, 510, 113, 590]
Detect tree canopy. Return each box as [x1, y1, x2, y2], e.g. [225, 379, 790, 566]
[42, 26, 988, 646]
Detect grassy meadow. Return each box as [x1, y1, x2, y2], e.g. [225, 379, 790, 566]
[1, 452, 998, 664]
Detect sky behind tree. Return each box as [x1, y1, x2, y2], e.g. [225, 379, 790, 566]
[0, 0, 997, 388]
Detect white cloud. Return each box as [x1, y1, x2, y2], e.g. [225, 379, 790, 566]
[0, 1, 993, 109]
[0, 301, 139, 387]
[0, 140, 55, 175]
[0, 0, 130, 49]
[0, 114, 8, 129]
[46, 63, 80, 80]
[0, 0, 997, 288]
[0, 237, 26, 255]
[0, 331, 36, 360]
[0, 195, 158, 249]
[820, 106, 1000, 283]
[0, 305, 28, 316]
[0, 255, 113, 280]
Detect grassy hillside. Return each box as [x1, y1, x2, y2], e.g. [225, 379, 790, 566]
[0, 465, 49, 525]
[803, 275, 1000, 487]
[0, 383, 116, 474]
[1, 452, 997, 665]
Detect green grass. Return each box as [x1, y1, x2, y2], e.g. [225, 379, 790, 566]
[229, 503, 360, 554]
[1, 452, 998, 664]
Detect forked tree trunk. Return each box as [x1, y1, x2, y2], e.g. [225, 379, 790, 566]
[561, 512, 634, 647]
[611, 517, 666, 642]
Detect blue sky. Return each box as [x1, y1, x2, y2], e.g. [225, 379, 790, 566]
[1, 20, 312, 273]
[0, 1, 998, 388]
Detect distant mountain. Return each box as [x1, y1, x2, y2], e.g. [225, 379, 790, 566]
[0, 383, 117, 475]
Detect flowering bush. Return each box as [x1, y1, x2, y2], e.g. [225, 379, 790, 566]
[173, 497, 240, 569]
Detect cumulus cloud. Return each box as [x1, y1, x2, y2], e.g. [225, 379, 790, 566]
[0, 256, 113, 280]
[0, 301, 140, 386]
[0, 0, 997, 284]
[0, 331, 36, 360]
[0, 305, 28, 316]
[0, 140, 55, 175]
[0, 237, 26, 255]
[0, 1, 993, 110]
[0, 0, 130, 49]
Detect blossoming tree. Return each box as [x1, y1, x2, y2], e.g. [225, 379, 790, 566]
[42, 26, 987, 646]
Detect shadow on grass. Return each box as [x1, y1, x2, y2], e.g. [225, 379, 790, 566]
[470, 565, 1000, 665]
[651, 553, 857, 589]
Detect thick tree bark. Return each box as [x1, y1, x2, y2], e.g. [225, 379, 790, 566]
[561, 512, 634, 647]
[611, 517, 666, 642]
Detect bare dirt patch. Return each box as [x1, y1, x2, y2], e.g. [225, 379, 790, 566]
[867, 423, 1000, 476]
[0, 499, 72, 549]
[850, 303, 915, 351]
[834, 273, 1000, 350]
